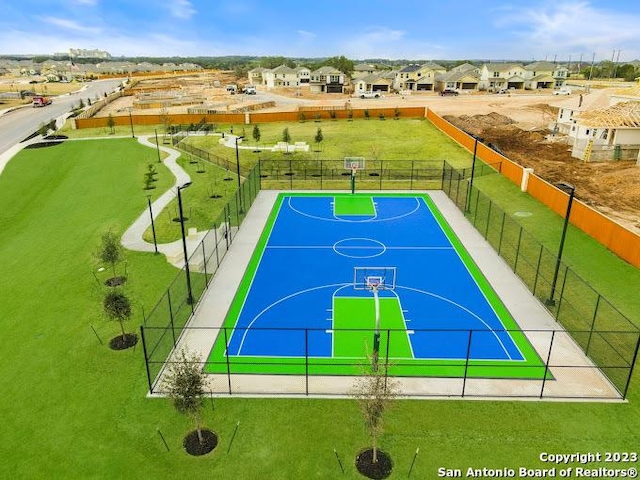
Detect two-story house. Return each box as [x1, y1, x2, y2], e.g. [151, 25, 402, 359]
[254, 65, 311, 89]
[523, 61, 567, 90]
[434, 64, 480, 92]
[394, 62, 446, 91]
[478, 63, 527, 92]
[309, 66, 345, 93]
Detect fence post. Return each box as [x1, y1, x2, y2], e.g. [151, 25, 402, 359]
[223, 327, 232, 395]
[201, 242, 208, 280]
[410, 160, 414, 190]
[213, 222, 220, 267]
[462, 330, 473, 397]
[140, 326, 154, 394]
[497, 212, 506, 255]
[622, 333, 640, 399]
[167, 291, 176, 346]
[513, 227, 523, 273]
[585, 295, 601, 356]
[305, 329, 309, 396]
[532, 245, 544, 295]
[539, 330, 556, 399]
[484, 201, 492, 239]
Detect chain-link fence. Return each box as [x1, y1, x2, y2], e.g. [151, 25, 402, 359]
[442, 163, 640, 398]
[140, 164, 261, 387]
[142, 325, 635, 400]
[140, 159, 639, 399]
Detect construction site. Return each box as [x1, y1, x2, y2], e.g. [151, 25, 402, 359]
[93, 73, 640, 235]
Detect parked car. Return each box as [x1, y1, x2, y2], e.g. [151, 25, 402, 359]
[439, 89, 459, 96]
[359, 91, 381, 99]
[553, 88, 571, 96]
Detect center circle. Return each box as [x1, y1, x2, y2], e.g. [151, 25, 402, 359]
[333, 238, 386, 258]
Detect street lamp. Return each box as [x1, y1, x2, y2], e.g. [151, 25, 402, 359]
[154, 129, 161, 163]
[146, 195, 158, 254]
[177, 182, 193, 306]
[465, 135, 480, 213]
[546, 182, 576, 306]
[235, 136, 245, 213]
[127, 107, 135, 138]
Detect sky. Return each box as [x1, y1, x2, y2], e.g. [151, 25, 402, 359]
[1, 0, 640, 62]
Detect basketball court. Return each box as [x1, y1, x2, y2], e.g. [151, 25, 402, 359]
[165, 189, 620, 399]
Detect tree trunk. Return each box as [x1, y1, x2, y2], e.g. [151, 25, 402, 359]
[373, 434, 378, 463]
[196, 413, 203, 444]
[119, 320, 126, 339]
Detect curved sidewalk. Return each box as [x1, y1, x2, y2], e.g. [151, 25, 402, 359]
[120, 136, 209, 267]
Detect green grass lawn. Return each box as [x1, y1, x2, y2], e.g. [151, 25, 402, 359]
[0, 130, 639, 479]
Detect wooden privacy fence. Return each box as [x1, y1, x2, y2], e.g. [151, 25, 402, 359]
[427, 108, 640, 268]
[72, 106, 427, 130]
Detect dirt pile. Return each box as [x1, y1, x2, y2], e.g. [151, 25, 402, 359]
[443, 112, 640, 234]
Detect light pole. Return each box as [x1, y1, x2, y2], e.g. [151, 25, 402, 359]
[177, 182, 193, 305]
[146, 195, 158, 254]
[127, 107, 135, 138]
[154, 129, 161, 163]
[465, 136, 479, 213]
[546, 182, 576, 306]
[235, 136, 245, 213]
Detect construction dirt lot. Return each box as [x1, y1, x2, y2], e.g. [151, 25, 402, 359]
[104, 74, 640, 235]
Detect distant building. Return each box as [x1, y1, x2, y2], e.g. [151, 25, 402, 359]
[69, 48, 112, 59]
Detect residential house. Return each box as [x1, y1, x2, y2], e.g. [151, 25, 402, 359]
[309, 66, 345, 93]
[260, 65, 311, 89]
[435, 69, 480, 92]
[551, 85, 640, 161]
[394, 62, 446, 91]
[248, 67, 267, 86]
[478, 63, 527, 92]
[352, 63, 378, 78]
[523, 61, 568, 90]
[353, 72, 395, 94]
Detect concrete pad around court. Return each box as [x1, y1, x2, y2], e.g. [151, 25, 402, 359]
[154, 190, 621, 401]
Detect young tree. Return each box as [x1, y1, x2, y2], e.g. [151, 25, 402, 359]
[282, 127, 291, 144]
[98, 230, 124, 284]
[352, 363, 398, 466]
[252, 124, 261, 143]
[103, 290, 132, 341]
[107, 113, 116, 134]
[164, 349, 214, 451]
[314, 127, 323, 152]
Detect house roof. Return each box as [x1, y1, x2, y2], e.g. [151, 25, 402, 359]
[451, 63, 477, 73]
[577, 101, 640, 128]
[483, 63, 524, 71]
[436, 70, 480, 82]
[313, 66, 342, 75]
[271, 65, 297, 74]
[354, 63, 377, 71]
[524, 61, 559, 71]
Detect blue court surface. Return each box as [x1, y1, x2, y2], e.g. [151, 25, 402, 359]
[206, 193, 545, 378]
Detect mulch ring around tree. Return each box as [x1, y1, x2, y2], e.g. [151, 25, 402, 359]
[184, 429, 218, 456]
[104, 276, 126, 287]
[356, 448, 393, 479]
[109, 333, 138, 350]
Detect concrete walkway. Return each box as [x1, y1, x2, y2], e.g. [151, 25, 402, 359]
[120, 135, 210, 268]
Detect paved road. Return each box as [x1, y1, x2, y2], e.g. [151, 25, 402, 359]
[0, 79, 124, 157]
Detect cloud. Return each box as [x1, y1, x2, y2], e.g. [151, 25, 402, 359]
[297, 30, 316, 40]
[167, 0, 197, 20]
[71, 0, 98, 5]
[40, 16, 102, 34]
[493, 2, 640, 60]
